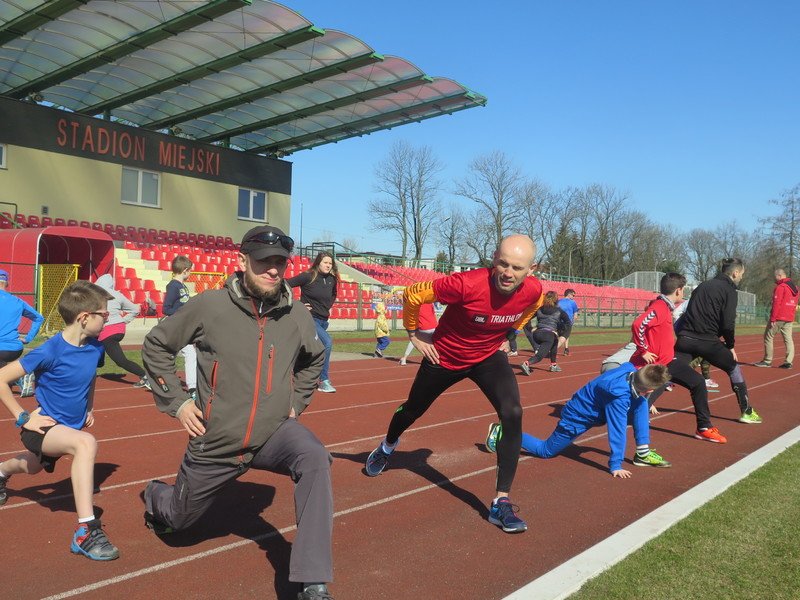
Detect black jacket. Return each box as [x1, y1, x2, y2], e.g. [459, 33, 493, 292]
[677, 274, 738, 348]
[286, 271, 337, 321]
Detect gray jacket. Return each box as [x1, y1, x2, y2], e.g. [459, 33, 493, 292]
[142, 273, 325, 466]
[95, 274, 139, 326]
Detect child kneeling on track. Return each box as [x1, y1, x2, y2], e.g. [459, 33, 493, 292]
[486, 363, 672, 477]
[0, 280, 120, 561]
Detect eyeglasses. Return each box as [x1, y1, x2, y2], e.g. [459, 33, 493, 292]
[87, 311, 110, 321]
[243, 231, 294, 253]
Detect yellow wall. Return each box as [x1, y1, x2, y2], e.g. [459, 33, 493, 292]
[0, 144, 291, 240]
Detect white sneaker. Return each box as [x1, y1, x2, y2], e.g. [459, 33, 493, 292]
[399, 358, 407, 366]
[318, 380, 336, 393]
[507, 351, 518, 357]
[705, 378, 719, 389]
[20, 373, 35, 397]
[520, 361, 531, 376]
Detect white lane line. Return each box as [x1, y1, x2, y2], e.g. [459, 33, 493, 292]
[503, 425, 800, 600]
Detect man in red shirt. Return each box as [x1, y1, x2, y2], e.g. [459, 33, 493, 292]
[365, 235, 543, 533]
[754, 269, 798, 369]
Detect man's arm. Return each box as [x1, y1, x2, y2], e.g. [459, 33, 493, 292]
[720, 288, 737, 349]
[291, 306, 326, 416]
[512, 294, 544, 331]
[21, 302, 44, 342]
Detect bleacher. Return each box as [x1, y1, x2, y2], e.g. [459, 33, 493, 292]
[345, 261, 446, 286]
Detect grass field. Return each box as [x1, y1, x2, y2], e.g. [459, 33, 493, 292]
[570, 442, 800, 600]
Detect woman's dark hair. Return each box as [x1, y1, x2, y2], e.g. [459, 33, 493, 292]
[542, 290, 558, 308]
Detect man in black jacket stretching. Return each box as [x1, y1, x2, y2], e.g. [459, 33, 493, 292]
[675, 258, 762, 440]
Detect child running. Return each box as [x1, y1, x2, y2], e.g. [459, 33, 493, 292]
[487, 363, 672, 476]
[0, 280, 119, 560]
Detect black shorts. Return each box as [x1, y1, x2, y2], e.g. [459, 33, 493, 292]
[559, 322, 573, 339]
[0, 349, 23, 368]
[20, 425, 59, 473]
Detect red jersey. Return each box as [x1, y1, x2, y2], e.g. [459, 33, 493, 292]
[630, 296, 675, 368]
[418, 302, 438, 330]
[405, 268, 542, 370]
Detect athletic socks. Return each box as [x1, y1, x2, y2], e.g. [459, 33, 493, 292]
[635, 444, 650, 458]
[78, 514, 97, 524]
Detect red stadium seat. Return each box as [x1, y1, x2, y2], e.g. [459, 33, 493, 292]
[54, 218, 66, 226]
[27, 215, 41, 227]
[15, 214, 28, 227]
[67, 219, 79, 227]
[92, 222, 103, 231]
[41, 216, 54, 227]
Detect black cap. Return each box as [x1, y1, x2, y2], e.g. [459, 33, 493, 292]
[240, 225, 294, 260]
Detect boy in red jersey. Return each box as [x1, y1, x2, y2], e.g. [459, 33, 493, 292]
[365, 234, 543, 533]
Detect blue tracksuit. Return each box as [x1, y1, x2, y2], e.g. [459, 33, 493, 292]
[521, 362, 649, 472]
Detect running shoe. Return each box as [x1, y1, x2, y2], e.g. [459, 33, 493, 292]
[399, 358, 407, 366]
[365, 443, 394, 477]
[144, 511, 175, 535]
[664, 383, 674, 392]
[738, 408, 762, 424]
[20, 373, 34, 397]
[298, 585, 335, 600]
[778, 362, 792, 369]
[485, 422, 502, 453]
[507, 351, 518, 357]
[694, 427, 727, 443]
[752, 361, 771, 368]
[705, 378, 720, 389]
[0, 474, 9, 505]
[374, 349, 383, 358]
[563, 348, 570, 356]
[133, 376, 152, 390]
[317, 380, 336, 393]
[520, 361, 531, 376]
[488, 497, 527, 533]
[71, 520, 120, 561]
[633, 450, 672, 468]
[550, 364, 562, 372]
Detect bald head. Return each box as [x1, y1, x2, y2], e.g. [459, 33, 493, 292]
[491, 234, 537, 294]
[775, 269, 786, 281]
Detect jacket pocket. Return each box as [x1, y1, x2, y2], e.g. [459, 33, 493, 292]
[204, 360, 220, 421]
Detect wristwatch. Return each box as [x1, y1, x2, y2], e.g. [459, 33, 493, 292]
[15, 411, 30, 428]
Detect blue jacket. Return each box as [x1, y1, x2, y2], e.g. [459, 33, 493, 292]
[559, 362, 648, 471]
[0, 290, 44, 352]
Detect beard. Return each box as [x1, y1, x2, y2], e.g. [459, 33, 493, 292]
[243, 270, 283, 304]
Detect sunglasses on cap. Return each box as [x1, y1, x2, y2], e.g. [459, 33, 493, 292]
[244, 231, 295, 253]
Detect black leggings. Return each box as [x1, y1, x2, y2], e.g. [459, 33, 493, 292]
[529, 329, 558, 364]
[101, 332, 146, 378]
[386, 351, 523, 493]
[649, 358, 711, 429]
[676, 335, 751, 412]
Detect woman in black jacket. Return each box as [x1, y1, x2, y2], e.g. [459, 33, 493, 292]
[521, 291, 571, 375]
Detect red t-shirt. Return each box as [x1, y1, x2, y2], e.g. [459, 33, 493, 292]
[432, 268, 543, 370]
[418, 302, 438, 330]
[630, 296, 675, 368]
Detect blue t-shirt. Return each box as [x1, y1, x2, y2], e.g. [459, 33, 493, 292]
[557, 298, 579, 322]
[19, 333, 105, 429]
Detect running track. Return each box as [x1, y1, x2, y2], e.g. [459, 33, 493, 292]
[1, 335, 798, 599]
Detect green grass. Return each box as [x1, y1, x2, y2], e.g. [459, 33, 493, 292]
[569, 442, 800, 600]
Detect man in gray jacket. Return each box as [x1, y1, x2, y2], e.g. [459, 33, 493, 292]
[142, 226, 333, 600]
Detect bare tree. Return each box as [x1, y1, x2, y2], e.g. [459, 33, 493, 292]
[684, 228, 719, 282]
[369, 141, 442, 261]
[436, 204, 469, 270]
[454, 151, 523, 260]
[760, 183, 800, 277]
[512, 180, 573, 267]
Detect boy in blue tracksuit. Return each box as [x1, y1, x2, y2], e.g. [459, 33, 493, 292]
[487, 363, 672, 476]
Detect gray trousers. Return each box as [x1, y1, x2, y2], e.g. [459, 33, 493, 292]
[764, 320, 794, 364]
[145, 418, 333, 583]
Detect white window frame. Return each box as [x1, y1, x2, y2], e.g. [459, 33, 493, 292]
[237, 188, 268, 222]
[121, 167, 161, 208]
[0, 144, 6, 169]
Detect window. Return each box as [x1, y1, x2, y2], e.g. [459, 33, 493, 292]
[0, 144, 6, 169]
[238, 188, 267, 221]
[121, 167, 160, 207]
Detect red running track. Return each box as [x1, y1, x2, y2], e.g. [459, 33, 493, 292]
[0, 334, 798, 599]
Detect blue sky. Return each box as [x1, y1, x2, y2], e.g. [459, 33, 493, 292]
[284, 1, 799, 256]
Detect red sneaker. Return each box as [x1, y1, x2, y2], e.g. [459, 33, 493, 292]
[694, 427, 727, 443]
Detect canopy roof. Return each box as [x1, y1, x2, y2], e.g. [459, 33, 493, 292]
[0, 0, 486, 156]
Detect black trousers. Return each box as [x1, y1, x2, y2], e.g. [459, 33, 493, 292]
[386, 351, 523, 493]
[649, 358, 711, 429]
[529, 329, 558, 364]
[676, 335, 751, 412]
[101, 332, 146, 378]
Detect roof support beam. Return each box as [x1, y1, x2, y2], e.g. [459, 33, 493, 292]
[79, 25, 325, 116]
[198, 74, 432, 143]
[144, 52, 384, 130]
[0, 0, 87, 46]
[7, 0, 250, 99]
[250, 91, 486, 155]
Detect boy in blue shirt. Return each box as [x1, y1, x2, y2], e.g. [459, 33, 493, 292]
[557, 289, 579, 355]
[487, 363, 671, 476]
[0, 269, 44, 396]
[0, 280, 120, 561]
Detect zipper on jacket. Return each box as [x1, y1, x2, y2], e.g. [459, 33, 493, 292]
[266, 344, 274, 394]
[240, 300, 267, 463]
[204, 361, 219, 421]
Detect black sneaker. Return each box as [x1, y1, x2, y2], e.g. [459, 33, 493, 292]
[298, 584, 334, 599]
[0, 474, 9, 506]
[564, 348, 570, 356]
[70, 520, 119, 561]
[752, 361, 771, 368]
[144, 511, 175, 535]
[778, 362, 792, 369]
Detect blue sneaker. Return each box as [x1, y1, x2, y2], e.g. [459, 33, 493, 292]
[318, 380, 336, 393]
[485, 422, 502, 453]
[488, 497, 527, 533]
[71, 520, 120, 560]
[365, 443, 394, 477]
